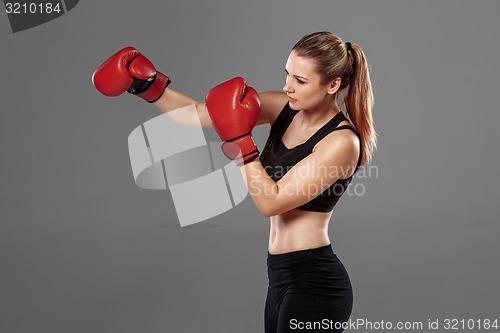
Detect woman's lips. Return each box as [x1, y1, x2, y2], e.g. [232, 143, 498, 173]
[287, 96, 297, 102]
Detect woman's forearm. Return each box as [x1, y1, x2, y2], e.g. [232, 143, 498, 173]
[154, 87, 197, 112]
[153, 88, 213, 128]
[240, 159, 280, 217]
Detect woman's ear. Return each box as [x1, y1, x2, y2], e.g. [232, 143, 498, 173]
[327, 77, 341, 95]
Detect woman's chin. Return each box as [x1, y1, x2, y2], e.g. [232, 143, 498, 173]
[288, 101, 300, 110]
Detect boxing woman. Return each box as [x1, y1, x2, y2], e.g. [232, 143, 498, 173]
[93, 31, 376, 333]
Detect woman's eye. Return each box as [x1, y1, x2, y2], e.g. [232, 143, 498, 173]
[297, 79, 305, 84]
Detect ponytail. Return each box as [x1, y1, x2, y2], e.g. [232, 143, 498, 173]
[344, 43, 377, 166]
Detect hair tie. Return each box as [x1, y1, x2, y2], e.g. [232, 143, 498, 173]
[345, 41, 352, 51]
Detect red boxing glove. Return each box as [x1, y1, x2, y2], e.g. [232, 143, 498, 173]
[92, 46, 170, 103]
[205, 77, 261, 165]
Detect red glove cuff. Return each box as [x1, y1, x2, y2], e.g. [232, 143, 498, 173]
[222, 133, 259, 165]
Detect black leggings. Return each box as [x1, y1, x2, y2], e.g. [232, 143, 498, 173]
[265, 244, 353, 333]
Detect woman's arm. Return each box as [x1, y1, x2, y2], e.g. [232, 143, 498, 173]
[153, 89, 288, 128]
[201, 79, 360, 215]
[240, 130, 360, 217]
[152, 88, 212, 128]
[256, 91, 288, 126]
[92, 48, 286, 129]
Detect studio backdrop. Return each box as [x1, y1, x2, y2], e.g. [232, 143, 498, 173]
[1, 1, 499, 332]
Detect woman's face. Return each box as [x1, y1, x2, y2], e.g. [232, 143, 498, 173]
[283, 51, 336, 111]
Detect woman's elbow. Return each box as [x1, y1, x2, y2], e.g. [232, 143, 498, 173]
[261, 208, 275, 218]
[257, 202, 285, 217]
[254, 202, 275, 217]
[252, 188, 286, 217]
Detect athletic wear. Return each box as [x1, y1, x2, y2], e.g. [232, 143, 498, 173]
[260, 103, 362, 212]
[265, 244, 353, 333]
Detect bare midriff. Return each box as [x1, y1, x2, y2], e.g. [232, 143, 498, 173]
[268, 208, 333, 254]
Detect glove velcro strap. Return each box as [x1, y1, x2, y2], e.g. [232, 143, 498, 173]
[233, 150, 259, 166]
[133, 72, 171, 103]
[221, 133, 259, 165]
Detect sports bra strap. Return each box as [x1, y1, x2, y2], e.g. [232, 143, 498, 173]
[269, 104, 296, 137]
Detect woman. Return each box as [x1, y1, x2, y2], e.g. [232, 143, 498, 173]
[93, 31, 376, 333]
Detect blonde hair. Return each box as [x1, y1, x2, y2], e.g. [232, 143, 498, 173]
[292, 31, 377, 166]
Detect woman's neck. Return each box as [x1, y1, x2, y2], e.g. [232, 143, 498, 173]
[298, 101, 341, 128]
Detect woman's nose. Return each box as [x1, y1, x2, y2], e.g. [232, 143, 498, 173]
[283, 81, 293, 93]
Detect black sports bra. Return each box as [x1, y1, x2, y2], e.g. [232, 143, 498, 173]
[259, 103, 362, 213]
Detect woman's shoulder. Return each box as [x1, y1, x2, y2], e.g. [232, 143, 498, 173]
[312, 120, 362, 176]
[257, 91, 288, 126]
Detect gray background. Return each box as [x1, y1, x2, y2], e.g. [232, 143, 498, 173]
[1, 1, 499, 332]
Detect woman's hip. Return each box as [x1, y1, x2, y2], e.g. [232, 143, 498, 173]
[266, 244, 353, 310]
